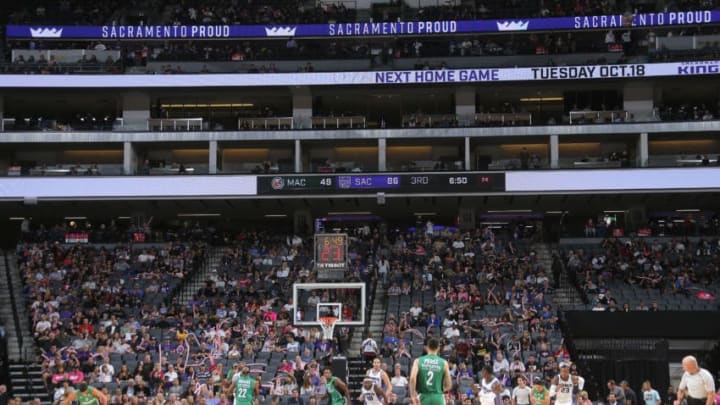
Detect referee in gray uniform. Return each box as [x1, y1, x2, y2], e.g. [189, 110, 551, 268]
[674, 356, 716, 405]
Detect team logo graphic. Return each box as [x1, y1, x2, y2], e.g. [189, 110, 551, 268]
[338, 176, 351, 189]
[270, 177, 285, 190]
[30, 27, 64, 38]
[496, 21, 529, 31]
[264, 26, 297, 37]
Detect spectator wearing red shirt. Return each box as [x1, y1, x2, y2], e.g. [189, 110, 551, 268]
[77, 318, 94, 336]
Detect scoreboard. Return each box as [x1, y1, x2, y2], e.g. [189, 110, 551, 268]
[258, 172, 505, 195]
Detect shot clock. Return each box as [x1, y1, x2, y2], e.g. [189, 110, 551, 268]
[314, 233, 348, 271]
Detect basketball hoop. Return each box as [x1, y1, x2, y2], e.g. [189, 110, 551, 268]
[319, 316, 338, 341]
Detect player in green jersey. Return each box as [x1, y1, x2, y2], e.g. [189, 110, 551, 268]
[63, 382, 107, 405]
[531, 377, 550, 405]
[409, 338, 452, 405]
[229, 367, 259, 405]
[323, 368, 351, 405]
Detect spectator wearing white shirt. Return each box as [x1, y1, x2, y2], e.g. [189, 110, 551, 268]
[101, 357, 115, 377]
[35, 315, 51, 335]
[276, 265, 290, 279]
[165, 365, 179, 383]
[408, 301, 422, 325]
[443, 324, 460, 340]
[493, 352, 510, 375]
[286, 335, 300, 352]
[96, 364, 113, 383]
[362, 333, 379, 362]
[391, 365, 408, 388]
[442, 317, 457, 328]
[605, 30, 616, 44]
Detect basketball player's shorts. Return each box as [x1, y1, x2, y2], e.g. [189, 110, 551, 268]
[420, 394, 446, 405]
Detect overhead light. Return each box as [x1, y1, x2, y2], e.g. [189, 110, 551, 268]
[9, 217, 25, 221]
[545, 211, 567, 214]
[487, 209, 532, 213]
[672, 219, 685, 223]
[177, 213, 221, 217]
[264, 214, 288, 218]
[64, 216, 87, 220]
[603, 210, 626, 213]
[413, 212, 437, 216]
[676, 209, 700, 212]
[519, 97, 563, 102]
[327, 211, 371, 215]
[117, 216, 131, 220]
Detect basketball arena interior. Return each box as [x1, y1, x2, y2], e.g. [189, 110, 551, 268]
[0, 1, 719, 405]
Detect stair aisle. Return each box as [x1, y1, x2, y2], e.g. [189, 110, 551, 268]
[9, 363, 51, 405]
[3, 251, 36, 362]
[533, 243, 584, 310]
[348, 281, 386, 357]
[347, 357, 368, 405]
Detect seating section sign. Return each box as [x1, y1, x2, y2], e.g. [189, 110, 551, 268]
[6, 11, 719, 39]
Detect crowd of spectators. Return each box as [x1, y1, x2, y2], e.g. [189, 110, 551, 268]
[7, 0, 356, 26]
[565, 235, 720, 311]
[385, 0, 718, 20]
[655, 103, 718, 122]
[3, 114, 119, 131]
[12, 217, 716, 405]
[2, 54, 121, 74]
[9, 0, 717, 25]
[15, 223, 382, 405]
[356, 224, 587, 404]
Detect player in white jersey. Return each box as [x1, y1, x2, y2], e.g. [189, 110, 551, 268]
[367, 358, 393, 398]
[474, 366, 502, 405]
[550, 365, 575, 405]
[358, 378, 387, 405]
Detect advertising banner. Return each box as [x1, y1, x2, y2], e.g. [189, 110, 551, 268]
[0, 60, 717, 88]
[6, 11, 719, 39]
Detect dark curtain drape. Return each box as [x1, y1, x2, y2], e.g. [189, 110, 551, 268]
[583, 358, 670, 400]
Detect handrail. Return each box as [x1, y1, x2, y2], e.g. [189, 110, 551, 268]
[311, 116, 366, 129]
[167, 243, 209, 307]
[238, 117, 294, 130]
[569, 110, 629, 124]
[4, 252, 23, 359]
[147, 118, 204, 131]
[1, 118, 16, 132]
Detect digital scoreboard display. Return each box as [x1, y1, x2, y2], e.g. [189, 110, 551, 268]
[258, 172, 505, 194]
[314, 233, 348, 272]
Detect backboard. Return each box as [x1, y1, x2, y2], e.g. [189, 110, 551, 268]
[292, 282, 366, 326]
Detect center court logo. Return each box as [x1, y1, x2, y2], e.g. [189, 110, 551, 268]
[495, 21, 529, 31]
[30, 27, 64, 38]
[270, 177, 285, 190]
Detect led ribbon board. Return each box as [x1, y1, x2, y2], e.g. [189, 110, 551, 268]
[7, 11, 719, 39]
[0, 61, 718, 88]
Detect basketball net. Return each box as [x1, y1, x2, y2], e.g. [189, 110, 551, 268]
[319, 316, 338, 341]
